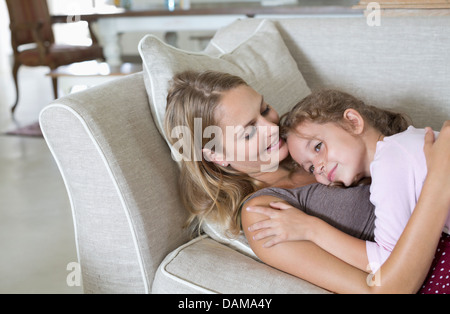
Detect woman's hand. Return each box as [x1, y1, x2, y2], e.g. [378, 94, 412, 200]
[246, 202, 315, 248]
[424, 121, 450, 203]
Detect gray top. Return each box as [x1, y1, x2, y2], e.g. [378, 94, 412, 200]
[245, 183, 375, 241]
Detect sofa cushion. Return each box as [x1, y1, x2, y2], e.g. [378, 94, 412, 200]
[139, 19, 310, 255]
[152, 235, 329, 294]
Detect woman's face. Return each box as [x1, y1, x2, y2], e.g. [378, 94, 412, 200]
[211, 85, 289, 174]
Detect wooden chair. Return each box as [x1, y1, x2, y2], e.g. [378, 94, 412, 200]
[5, 0, 104, 115]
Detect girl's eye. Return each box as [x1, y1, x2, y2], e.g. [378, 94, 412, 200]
[314, 142, 322, 152]
[244, 126, 257, 140]
[309, 165, 315, 174]
[261, 105, 271, 116]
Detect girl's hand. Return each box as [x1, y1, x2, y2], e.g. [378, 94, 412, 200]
[246, 202, 315, 248]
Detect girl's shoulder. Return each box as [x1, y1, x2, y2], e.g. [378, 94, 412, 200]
[377, 126, 436, 156]
[385, 125, 428, 141]
[372, 126, 435, 178]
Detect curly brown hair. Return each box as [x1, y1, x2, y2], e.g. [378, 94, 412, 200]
[281, 89, 410, 139]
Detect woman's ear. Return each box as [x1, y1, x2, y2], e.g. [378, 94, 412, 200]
[202, 148, 229, 167]
[343, 109, 365, 134]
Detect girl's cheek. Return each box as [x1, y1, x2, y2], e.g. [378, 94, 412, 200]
[316, 175, 330, 186]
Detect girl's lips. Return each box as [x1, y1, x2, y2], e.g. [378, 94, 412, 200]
[327, 164, 338, 182]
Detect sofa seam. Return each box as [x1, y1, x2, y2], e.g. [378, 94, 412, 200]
[159, 235, 219, 294]
[39, 106, 82, 285]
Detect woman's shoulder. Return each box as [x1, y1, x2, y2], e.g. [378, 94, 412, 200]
[244, 184, 320, 207]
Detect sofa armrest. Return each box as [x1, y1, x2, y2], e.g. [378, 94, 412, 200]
[40, 72, 190, 293]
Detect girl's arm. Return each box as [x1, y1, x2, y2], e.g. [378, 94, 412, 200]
[247, 202, 369, 272]
[242, 121, 450, 293]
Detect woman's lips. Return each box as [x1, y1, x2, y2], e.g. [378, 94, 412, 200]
[267, 138, 283, 152]
[327, 164, 338, 182]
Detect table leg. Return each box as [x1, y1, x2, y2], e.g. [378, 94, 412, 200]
[97, 19, 123, 67]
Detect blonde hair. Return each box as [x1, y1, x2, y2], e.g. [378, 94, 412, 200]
[164, 70, 265, 237]
[282, 89, 410, 138]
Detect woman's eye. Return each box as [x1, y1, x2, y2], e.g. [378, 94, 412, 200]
[309, 165, 315, 174]
[244, 126, 257, 140]
[314, 142, 322, 152]
[261, 105, 271, 116]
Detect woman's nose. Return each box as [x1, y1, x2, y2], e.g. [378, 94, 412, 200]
[261, 116, 278, 127]
[259, 119, 279, 136]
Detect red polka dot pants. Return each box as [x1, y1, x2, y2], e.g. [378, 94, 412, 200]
[418, 233, 450, 294]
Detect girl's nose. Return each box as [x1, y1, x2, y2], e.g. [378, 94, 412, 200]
[313, 160, 325, 175]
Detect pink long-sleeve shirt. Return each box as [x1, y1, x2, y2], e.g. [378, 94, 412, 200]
[366, 126, 450, 272]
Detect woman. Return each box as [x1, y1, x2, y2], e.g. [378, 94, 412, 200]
[164, 70, 450, 293]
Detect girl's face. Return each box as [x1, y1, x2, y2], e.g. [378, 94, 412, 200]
[286, 121, 368, 186]
[211, 85, 289, 173]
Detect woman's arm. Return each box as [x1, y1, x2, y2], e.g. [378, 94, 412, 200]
[247, 202, 369, 272]
[375, 123, 450, 292]
[242, 121, 450, 293]
[242, 188, 443, 293]
[242, 196, 375, 294]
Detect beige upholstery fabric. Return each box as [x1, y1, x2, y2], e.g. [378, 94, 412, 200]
[152, 236, 329, 294]
[40, 73, 190, 293]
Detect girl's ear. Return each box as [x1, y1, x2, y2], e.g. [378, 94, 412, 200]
[202, 148, 229, 167]
[343, 108, 365, 135]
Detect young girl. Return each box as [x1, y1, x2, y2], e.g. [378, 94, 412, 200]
[246, 90, 450, 293]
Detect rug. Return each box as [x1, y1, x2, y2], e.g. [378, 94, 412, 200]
[4, 121, 43, 138]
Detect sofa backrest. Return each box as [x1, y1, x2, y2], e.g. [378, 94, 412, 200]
[208, 16, 450, 130]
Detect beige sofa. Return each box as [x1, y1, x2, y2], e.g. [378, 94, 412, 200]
[40, 16, 450, 294]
